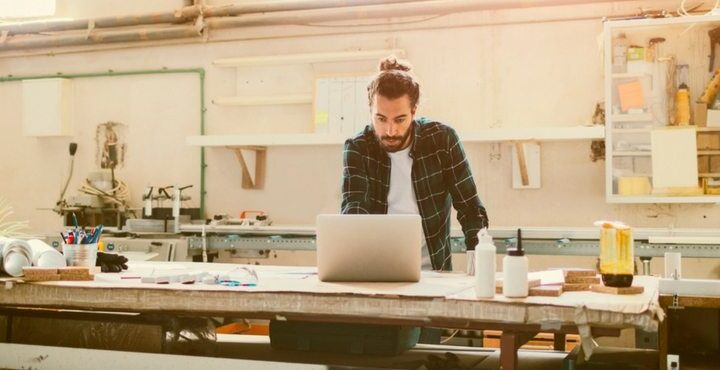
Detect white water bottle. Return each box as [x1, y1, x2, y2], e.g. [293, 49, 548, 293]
[502, 229, 529, 298]
[474, 228, 496, 298]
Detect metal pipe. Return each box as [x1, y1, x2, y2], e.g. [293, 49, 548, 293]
[0, 6, 202, 35]
[0, 1, 427, 36]
[202, 0, 434, 17]
[0, 68, 208, 218]
[207, 0, 628, 29]
[0, 24, 203, 51]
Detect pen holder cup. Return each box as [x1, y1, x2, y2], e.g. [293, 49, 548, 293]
[62, 243, 98, 267]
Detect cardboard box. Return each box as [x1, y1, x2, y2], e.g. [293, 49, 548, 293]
[699, 155, 711, 173]
[618, 176, 652, 195]
[697, 132, 720, 150]
[708, 109, 720, 127]
[627, 47, 645, 61]
[694, 102, 708, 127]
[711, 155, 720, 173]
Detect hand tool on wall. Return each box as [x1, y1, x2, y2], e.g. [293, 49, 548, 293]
[54, 143, 78, 213]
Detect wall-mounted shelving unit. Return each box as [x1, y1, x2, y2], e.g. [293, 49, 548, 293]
[212, 48, 405, 108]
[604, 14, 720, 204]
[207, 48, 406, 188]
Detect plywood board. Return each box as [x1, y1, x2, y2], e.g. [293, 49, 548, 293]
[529, 285, 563, 297]
[651, 127, 698, 189]
[591, 285, 644, 295]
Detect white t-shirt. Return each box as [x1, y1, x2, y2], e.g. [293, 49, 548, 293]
[387, 147, 432, 270]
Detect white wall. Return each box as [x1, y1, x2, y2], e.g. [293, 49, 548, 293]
[1, 0, 719, 237]
[53, 0, 187, 18]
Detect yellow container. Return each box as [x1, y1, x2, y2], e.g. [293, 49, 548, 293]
[597, 221, 634, 287]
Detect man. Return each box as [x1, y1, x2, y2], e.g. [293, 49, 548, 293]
[341, 56, 489, 271]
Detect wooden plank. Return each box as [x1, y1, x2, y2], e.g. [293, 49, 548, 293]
[658, 295, 720, 309]
[529, 285, 563, 297]
[515, 142, 529, 186]
[185, 126, 605, 147]
[213, 49, 406, 67]
[554, 333, 566, 351]
[565, 276, 601, 284]
[232, 148, 266, 190]
[563, 268, 597, 278]
[562, 283, 591, 292]
[495, 278, 541, 293]
[500, 331, 537, 370]
[213, 94, 313, 106]
[591, 285, 644, 295]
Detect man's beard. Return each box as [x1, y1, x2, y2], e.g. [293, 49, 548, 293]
[378, 126, 413, 153]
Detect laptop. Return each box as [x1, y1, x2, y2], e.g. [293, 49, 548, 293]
[316, 214, 423, 282]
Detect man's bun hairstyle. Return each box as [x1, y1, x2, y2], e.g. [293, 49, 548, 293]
[368, 55, 420, 108]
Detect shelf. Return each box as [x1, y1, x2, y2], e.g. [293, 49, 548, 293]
[613, 127, 720, 133]
[213, 49, 406, 67]
[188, 133, 349, 147]
[612, 151, 651, 157]
[605, 14, 720, 30]
[212, 94, 313, 106]
[612, 128, 653, 134]
[607, 195, 720, 204]
[460, 126, 604, 142]
[604, 15, 720, 204]
[187, 126, 605, 148]
[611, 113, 653, 122]
[611, 72, 652, 79]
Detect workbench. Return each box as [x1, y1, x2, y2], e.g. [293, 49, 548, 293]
[0, 261, 663, 370]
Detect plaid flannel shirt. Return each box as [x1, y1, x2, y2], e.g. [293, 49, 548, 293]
[341, 117, 489, 271]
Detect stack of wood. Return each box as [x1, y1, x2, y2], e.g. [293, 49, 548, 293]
[562, 268, 600, 292]
[492, 268, 644, 297]
[495, 278, 564, 297]
[563, 268, 645, 295]
[22, 266, 96, 282]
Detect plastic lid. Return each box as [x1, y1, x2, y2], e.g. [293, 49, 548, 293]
[508, 228, 525, 256]
[507, 248, 525, 257]
[478, 228, 493, 244]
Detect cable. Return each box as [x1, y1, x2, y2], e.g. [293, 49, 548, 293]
[678, 0, 720, 16]
[78, 178, 130, 207]
[439, 329, 460, 344]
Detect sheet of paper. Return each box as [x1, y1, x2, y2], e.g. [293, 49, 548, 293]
[651, 127, 698, 188]
[617, 80, 645, 112]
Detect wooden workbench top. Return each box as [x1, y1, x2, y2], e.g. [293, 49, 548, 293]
[0, 262, 662, 333]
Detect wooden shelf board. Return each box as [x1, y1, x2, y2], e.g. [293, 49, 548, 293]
[213, 49, 406, 67]
[611, 113, 653, 123]
[213, 94, 313, 106]
[187, 126, 604, 147]
[607, 195, 720, 204]
[612, 151, 651, 157]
